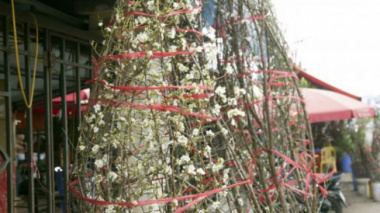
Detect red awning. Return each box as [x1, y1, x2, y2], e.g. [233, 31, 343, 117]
[32, 88, 374, 123]
[33, 89, 90, 116]
[301, 88, 375, 123]
[51, 88, 90, 104]
[293, 64, 361, 100]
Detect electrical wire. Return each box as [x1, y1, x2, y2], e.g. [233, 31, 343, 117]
[11, 0, 39, 108]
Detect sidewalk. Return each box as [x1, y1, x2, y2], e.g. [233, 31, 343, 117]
[343, 188, 380, 213]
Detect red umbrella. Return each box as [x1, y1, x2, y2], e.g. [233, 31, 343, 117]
[301, 88, 375, 123]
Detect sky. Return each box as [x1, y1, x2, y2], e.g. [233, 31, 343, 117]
[272, 0, 380, 97]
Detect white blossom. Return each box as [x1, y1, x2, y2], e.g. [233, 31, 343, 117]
[187, 164, 196, 175]
[179, 155, 191, 165]
[192, 128, 199, 136]
[178, 63, 189, 72]
[146, 0, 155, 11]
[212, 158, 224, 173]
[204, 42, 218, 59]
[178, 122, 185, 132]
[93, 104, 101, 112]
[223, 169, 230, 183]
[86, 114, 96, 122]
[204, 145, 211, 158]
[136, 32, 149, 43]
[166, 63, 172, 71]
[221, 127, 228, 135]
[102, 154, 108, 163]
[202, 27, 216, 41]
[162, 140, 173, 151]
[169, 45, 177, 52]
[108, 171, 118, 181]
[79, 145, 85, 151]
[225, 64, 234, 74]
[227, 108, 246, 118]
[197, 168, 205, 175]
[228, 98, 237, 106]
[173, 99, 178, 106]
[206, 130, 215, 137]
[188, 44, 199, 53]
[94, 159, 104, 168]
[239, 88, 246, 95]
[111, 139, 119, 148]
[105, 205, 115, 213]
[212, 201, 220, 209]
[215, 86, 226, 96]
[185, 0, 193, 9]
[164, 166, 172, 174]
[137, 16, 148, 25]
[91, 145, 99, 154]
[116, 122, 122, 130]
[220, 189, 228, 197]
[168, 27, 176, 39]
[116, 14, 123, 24]
[178, 135, 188, 146]
[212, 163, 223, 173]
[98, 21, 103, 27]
[212, 104, 221, 115]
[185, 73, 194, 80]
[231, 119, 237, 126]
[180, 38, 187, 49]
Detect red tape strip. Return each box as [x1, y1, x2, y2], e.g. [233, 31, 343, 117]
[87, 79, 213, 91]
[123, 6, 201, 19]
[92, 98, 219, 121]
[70, 175, 252, 211]
[100, 51, 196, 60]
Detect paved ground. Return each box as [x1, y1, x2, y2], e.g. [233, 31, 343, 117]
[343, 188, 380, 213]
[13, 181, 380, 213]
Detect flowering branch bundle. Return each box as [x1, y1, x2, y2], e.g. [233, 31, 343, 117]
[72, 0, 247, 212]
[209, 0, 320, 212]
[71, 0, 321, 212]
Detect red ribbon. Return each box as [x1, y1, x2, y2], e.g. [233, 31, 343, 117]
[227, 15, 266, 25]
[100, 51, 196, 60]
[123, 6, 202, 19]
[92, 98, 219, 121]
[70, 175, 252, 212]
[87, 78, 213, 92]
[92, 57, 99, 78]
[219, 57, 264, 64]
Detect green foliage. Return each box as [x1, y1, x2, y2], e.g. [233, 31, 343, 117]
[347, 119, 380, 181]
[335, 132, 355, 160]
[372, 120, 380, 166]
[299, 77, 310, 88]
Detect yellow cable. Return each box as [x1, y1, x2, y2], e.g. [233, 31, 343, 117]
[11, 0, 39, 108]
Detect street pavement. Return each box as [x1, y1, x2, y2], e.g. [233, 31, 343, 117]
[343, 188, 380, 213]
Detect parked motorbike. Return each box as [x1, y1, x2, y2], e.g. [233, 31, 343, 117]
[293, 172, 347, 212]
[256, 172, 348, 212]
[319, 172, 348, 213]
